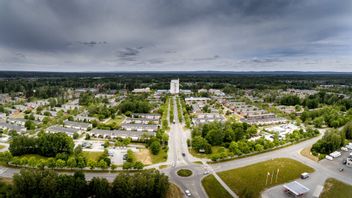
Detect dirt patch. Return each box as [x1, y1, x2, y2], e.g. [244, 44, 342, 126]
[166, 183, 183, 198]
[134, 148, 152, 165]
[300, 145, 319, 162]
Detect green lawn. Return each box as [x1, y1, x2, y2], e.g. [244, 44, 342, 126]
[151, 148, 168, 164]
[189, 146, 228, 159]
[202, 175, 232, 198]
[105, 115, 124, 127]
[82, 151, 103, 161]
[176, 169, 192, 177]
[0, 145, 5, 150]
[218, 158, 314, 198]
[320, 178, 352, 198]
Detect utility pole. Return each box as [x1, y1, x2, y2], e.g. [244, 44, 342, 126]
[266, 172, 270, 186]
[276, 168, 279, 183]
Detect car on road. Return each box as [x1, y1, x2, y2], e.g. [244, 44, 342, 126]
[203, 170, 209, 175]
[182, 152, 186, 157]
[184, 189, 191, 197]
[173, 120, 176, 124]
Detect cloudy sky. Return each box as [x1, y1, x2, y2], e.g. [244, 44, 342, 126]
[0, 0, 351, 72]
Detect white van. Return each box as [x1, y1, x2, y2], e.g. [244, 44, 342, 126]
[341, 147, 348, 152]
[325, 155, 333, 160]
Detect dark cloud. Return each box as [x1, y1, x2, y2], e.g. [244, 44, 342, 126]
[0, 0, 351, 71]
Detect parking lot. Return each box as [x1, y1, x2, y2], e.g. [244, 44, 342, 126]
[320, 149, 352, 176]
[75, 140, 140, 165]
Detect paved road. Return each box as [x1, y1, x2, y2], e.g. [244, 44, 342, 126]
[163, 96, 208, 198]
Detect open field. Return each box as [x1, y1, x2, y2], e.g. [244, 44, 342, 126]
[134, 148, 152, 165]
[82, 151, 103, 161]
[166, 183, 183, 198]
[320, 178, 352, 198]
[202, 175, 232, 198]
[150, 147, 168, 164]
[218, 158, 314, 198]
[189, 146, 227, 159]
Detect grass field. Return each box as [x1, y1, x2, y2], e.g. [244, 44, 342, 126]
[202, 175, 232, 198]
[151, 148, 168, 164]
[176, 169, 192, 177]
[320, 178, 352, 198]
[0, 145, 5, 150]
[189, 146, 228, 159]
[82, 151, 103, 161]
[218, 158, 314, 198]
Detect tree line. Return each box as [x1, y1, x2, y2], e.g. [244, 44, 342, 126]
[0, 169, 169, 198]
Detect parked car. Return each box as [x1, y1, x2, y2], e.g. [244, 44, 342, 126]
[339, 168, 344, 172]
[341, 147, 348, 151]
[182, 152, 186, 157]
[325, 155, 333, 160]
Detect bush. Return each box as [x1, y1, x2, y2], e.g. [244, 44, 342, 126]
[176, 169, 192, 177]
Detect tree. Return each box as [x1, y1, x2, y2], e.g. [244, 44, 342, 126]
[55, 159, 66, 168]
[25, 120, 36, 130]
[111, 164, 117, 171]
[150, 141, 161, 155]
[47, 158, 56, 169]
[72, 132, 79, 139]
[67, 157, 77, 169]
[87, 160, 96, 170]
[88, 177, 111, 198]
[342, 122, 352, 139]
[28, 156, 37, 168]
[0, 151, 12, 164]
[97, 160, 107, 170]
[134, 161, 144, 170]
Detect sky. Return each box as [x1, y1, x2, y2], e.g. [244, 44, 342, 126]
[0, 0, 351, 72]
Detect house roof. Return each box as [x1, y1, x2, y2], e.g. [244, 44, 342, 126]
[90, 129, 154, 137]
[64, 120, 92, 128]
[283, 181, 310, 196]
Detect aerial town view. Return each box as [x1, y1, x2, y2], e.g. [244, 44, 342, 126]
[0, 1, 351, 198]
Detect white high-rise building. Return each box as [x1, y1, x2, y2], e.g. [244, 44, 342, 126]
[170, 79, 179, 94]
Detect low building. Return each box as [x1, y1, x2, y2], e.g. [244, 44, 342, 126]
[132, 113, 161, 120]
[121, 124, 158, 132]
[75, 115, 98, 123]
[89, 129, 154, 141]
[132, 87, 150, 93]
[63, 120, 92, 131]
[0, 122, 26, 133]
[125, 117, 159, 125]
[47, 125, 81, 137]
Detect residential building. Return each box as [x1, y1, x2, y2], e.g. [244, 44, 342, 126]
[170, 79, 180, 94]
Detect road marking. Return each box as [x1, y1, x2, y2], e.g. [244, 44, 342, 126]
[0, 168, 8, 175]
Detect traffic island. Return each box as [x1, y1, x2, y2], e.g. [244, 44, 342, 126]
[176, 169, 193, 177]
